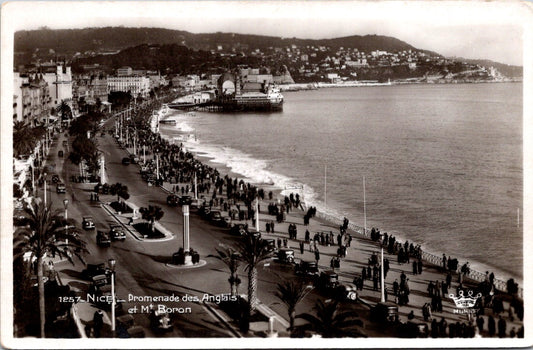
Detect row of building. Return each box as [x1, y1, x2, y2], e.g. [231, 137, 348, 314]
[13, 64, 171, 127]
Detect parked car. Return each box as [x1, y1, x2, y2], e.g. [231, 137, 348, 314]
[109, 225, 126, 241]
[89, 275, 122, 311]
[315, 271, 358, 301]
[277, 248, 295, 264]
[129, 154, 139, 164]
[190, 198, 205, 210]
[81, 263, 109, 281]
[150, 305, 173, 332]
[82, 216, 95, 230]
[166, 194, 179, 206]
[295, 260, 320, 278]
[179, 195, 192, 206]
[209, 210, 223, 224]
[56, 183, 66, 193]
[229, 223, 247, 236]
[96, 231, 111, 247]
[116, 314, 146, 338]
[262, 238, 277, 252]
[51, 174, 60, 183]
[370, 301, 399, 324]
[122, 157, 131, 165]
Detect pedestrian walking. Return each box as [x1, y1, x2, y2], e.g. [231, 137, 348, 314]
[93, 310, 104, 338]
[488, 315, 496, 337]
[299, 241, 304, 255]
[314, 249, 320, 263]
[476, 315, 484, 334]
[497, 316, 506, 338]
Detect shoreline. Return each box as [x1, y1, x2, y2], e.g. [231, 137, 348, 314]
[152, 105, 523, 297]
[279, 79, 522, 91]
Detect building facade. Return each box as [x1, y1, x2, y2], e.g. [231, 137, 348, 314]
[107, 76, 151, 97]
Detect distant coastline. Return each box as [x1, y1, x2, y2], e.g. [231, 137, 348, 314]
[280, 78, 522, 91]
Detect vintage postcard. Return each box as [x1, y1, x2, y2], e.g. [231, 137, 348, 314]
[1, 1, 531, 348]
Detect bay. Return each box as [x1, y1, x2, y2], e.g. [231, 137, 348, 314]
[159, 82, 523, 281]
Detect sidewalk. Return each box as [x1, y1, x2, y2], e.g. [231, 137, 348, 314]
[56, 261, 113, 338]
[156, 179, 523, 337]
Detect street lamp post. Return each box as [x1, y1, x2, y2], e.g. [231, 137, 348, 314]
[108, 258, 116, 337]
[63, 198, 69, 220]
[63, 199, 69, 245]
[43, 172, 47, 206]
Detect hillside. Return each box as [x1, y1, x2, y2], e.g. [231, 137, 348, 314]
[15, 27, 424, 57]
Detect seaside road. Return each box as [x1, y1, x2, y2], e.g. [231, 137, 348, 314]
[51, 133, 235, 337]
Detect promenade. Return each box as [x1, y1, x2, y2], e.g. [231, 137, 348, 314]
[28, 100, 523, 340]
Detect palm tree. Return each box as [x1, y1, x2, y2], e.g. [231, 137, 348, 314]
[296, 299, 366, 338]
[275, 279, 312, 335]
[208, 246, 241, 296]
[110, 182, 130, 203]
[140, 205, 164, 233]
[233, 235, 274, 317]
[13, 121, 36, 158]
[13, 199, 87, 337]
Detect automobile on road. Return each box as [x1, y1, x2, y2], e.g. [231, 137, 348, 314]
[96, 231, 111, 247]
[81, 263, 109, 281]
[82, 216, 95, 230]
[166, 194, 179, 206]
[315, 271, 358, 301]
[56, 183, 66, 193]
[150, 305, 173, 333]
[109, 225, 126, 241]
[122, 157, 131, 165]
[277, 248, 295, 264]
[295, 260, 320, 279]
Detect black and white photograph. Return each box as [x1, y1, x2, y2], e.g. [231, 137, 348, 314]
[1, 1, 531, 348]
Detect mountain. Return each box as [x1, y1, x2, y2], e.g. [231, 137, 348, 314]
[15, 27, 427, 57]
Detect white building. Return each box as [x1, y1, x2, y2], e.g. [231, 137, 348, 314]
[42, 64, 73, 108]
[107, 76, 151, 97]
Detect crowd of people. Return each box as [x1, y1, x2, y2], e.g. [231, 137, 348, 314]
[118, 103, 523, 339]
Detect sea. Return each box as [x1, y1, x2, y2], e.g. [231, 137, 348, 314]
[157, 83, 523, 282]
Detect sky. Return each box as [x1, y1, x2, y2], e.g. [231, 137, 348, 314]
[3, 1, 531, 66]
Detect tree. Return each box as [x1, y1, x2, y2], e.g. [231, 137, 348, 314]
[233, 236, 274, 318]
[208, 246, 241, 297]
[275, 279, 312, 335]
[13, 199, 87, 337]
[59, 101, 72, 122]
[296, 299, 366, 338]
[110, 182, 130, 203]
[140, 205, 164, 233]
[13, 121, 40, 159]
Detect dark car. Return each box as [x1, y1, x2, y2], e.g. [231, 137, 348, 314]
[122, 157, 131, 165]
[150, 305, 173, 333]
[277, 248, 295, 263]
[166, 194, 179, 206]
[370, 301, 399, 324]
[89, 275, 122, 311]
[209, 210, 223, 224]
[56, 183, 66, 194]
[315, 271, 358, 301]
[229, 223, 248, 236]
[82, 216, 95, 230]
[179, 195, 192, 206]
[295, 260, 320, 278]
[96, 231, 111, 247]
[109, 225, 126, 241]
[81, 263, 108, 281]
